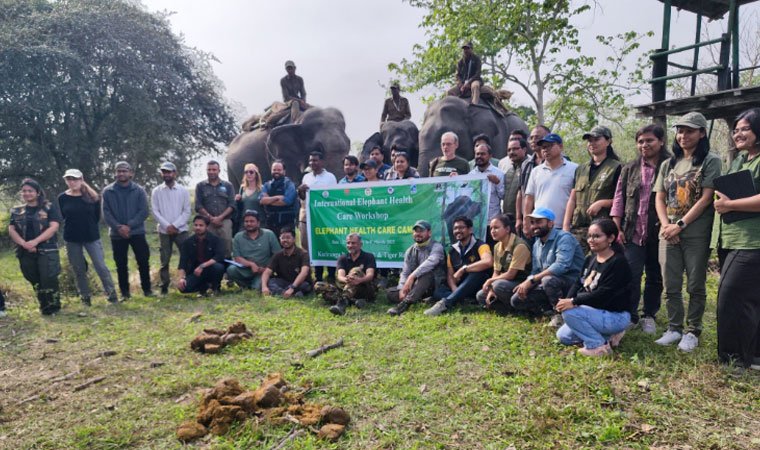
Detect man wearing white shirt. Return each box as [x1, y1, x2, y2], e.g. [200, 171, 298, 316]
[298, 151, 337, 281]
[524, 133, 578, 228]
[151, 162, 191, 295]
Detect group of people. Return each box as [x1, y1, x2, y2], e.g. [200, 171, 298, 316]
[5, 103, 760, 369]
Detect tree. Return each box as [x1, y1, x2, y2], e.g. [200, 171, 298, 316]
[0, 0, 238, 192]
[390, 0, 649, 131]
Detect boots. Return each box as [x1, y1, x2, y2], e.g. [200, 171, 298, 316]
[329, 299, 347, 316]
[387, 299, 411, 316]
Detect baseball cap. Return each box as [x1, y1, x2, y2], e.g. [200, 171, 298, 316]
[63, 169, 83, 179]
[360, 159, 378, 169]
[673, 112, 708, 130]
[413, 220, 431, 231]
[390, 81, 400, 90]
[461, 41, 473, 49]
[527, 207, 556, 221]
[582, 126, 612, 140]
[159, 162, 177, 172]
[537, 133, 563, 145]
[284, 60, 296, 69]
[115, 161, 132, 171]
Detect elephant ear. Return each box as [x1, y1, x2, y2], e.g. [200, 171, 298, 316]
[362, 132, 383, 161]
[268, 123, 309, 179]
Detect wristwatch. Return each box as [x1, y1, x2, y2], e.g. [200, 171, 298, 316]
[527, 275, 536, 285]
[676, 219, 687, 229]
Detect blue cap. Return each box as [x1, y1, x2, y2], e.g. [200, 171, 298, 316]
[537, 133, 563, 145]
[527, 206, 556, 221]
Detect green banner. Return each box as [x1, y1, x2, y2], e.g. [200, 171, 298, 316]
[306, 175, 491, 268]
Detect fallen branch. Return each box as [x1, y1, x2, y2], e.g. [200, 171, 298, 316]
[16, 394, 40, 406]
[49, 371, 80, 383]
[269, 427, 304, 450]
[306, 338, 344, 358]
[73, 376, 106, 392]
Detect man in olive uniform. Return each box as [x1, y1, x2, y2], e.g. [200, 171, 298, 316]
[380, 82, 411, 123]
[281, 60, 307, 123]
[447, 41, 482, 104]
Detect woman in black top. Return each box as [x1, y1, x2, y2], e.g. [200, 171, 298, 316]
[555, 218, 632, 356]
[58, 169, 117, 305]
[8, 179, 63, 315]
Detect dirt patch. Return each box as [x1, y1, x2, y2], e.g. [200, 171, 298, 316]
[189, 321, 254, 354]
[177, 373, 351, 443]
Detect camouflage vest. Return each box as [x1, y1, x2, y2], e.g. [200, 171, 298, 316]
[571, 157, 621, 227]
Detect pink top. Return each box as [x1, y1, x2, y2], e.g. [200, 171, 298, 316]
[611, 158, 657, 245]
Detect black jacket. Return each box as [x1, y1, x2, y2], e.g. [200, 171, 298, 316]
[178, 233, 225, 273]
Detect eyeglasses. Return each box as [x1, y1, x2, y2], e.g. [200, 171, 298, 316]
[245, 170, 257, 175]
[733, 126, 753, 135]
[587, 234, 605, 241]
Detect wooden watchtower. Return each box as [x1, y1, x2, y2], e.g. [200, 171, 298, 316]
[635, 0, 760, 131]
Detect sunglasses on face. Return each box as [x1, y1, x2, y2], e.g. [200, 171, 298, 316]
[245, 170, 257, 175]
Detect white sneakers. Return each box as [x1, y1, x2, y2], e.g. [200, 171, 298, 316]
[655, 330, 682, 346]
[655, 330, 699, 352]
[0, 310, 6, 318]
[423, 300, 448, 316]
[677, 333, 699, 352]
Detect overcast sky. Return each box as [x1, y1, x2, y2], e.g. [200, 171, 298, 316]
[138, 0, 759, 179]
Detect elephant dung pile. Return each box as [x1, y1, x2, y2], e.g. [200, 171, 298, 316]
[190, 321, 254, 354]
[176, 374, 351, 443]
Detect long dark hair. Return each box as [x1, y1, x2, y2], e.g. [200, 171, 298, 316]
[734, 108, 760, 149]
[670, 126, 710, 169]
[604, 143, 620, 161]
[590, 218, 625, 255]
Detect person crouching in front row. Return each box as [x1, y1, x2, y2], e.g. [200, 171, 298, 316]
[176, 215, 226, 296]
[261, 227, 313, 298]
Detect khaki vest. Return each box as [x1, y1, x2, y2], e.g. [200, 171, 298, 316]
[571, 157, 621, 227]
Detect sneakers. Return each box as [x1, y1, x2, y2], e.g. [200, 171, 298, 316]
[609, 330, 626, 348]
[107, 292, 119, 304]
[353, 299, 367, 309]
[0, 310, 6, 318]
[160, 286, 169, 296]
[640, 316, 657, 335]
[329, 300, 347, 316]
[423, 300, 448, 316]
[81, 296, 91, 307]
[548, 314, 564, 328]
[578, 343, 613, 357]
[677, 332, 699, 352]
[387, 300, 411, 316]
[120, 294, 131, 302]
[143, 290, 156, 298]
[655, 330, 682, 346]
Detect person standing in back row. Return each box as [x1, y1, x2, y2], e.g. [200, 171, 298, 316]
[151, 162, 192, 295]
[195, 160, 236, 259]
[298, 151, 337, 282]
[59, 169, 118, 305]
[102, 162, 152, 300]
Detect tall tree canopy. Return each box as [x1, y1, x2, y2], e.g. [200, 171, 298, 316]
[0, 0, 238, 192]
[390, 0, 648, 131]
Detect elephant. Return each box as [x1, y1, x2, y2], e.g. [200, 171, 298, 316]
[226, 107, 350, 190]
[361, 120, 420, 168]
[417, 96, 528, 176]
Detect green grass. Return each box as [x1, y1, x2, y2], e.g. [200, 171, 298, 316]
[1, 232, 760, 449]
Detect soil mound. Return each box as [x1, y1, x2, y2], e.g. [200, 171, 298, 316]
[177, 373, 350, 443]
[190, 321, 254, 354]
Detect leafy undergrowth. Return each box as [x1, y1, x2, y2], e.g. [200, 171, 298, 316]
[0, 271, 759, 449]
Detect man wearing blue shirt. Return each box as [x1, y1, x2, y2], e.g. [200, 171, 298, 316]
[511, 207, 584, 327]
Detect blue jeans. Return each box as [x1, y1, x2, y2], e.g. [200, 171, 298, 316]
[557, 306, 631, 349]
[434, 271, 491, 308]
[625, 240, 662, 323]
